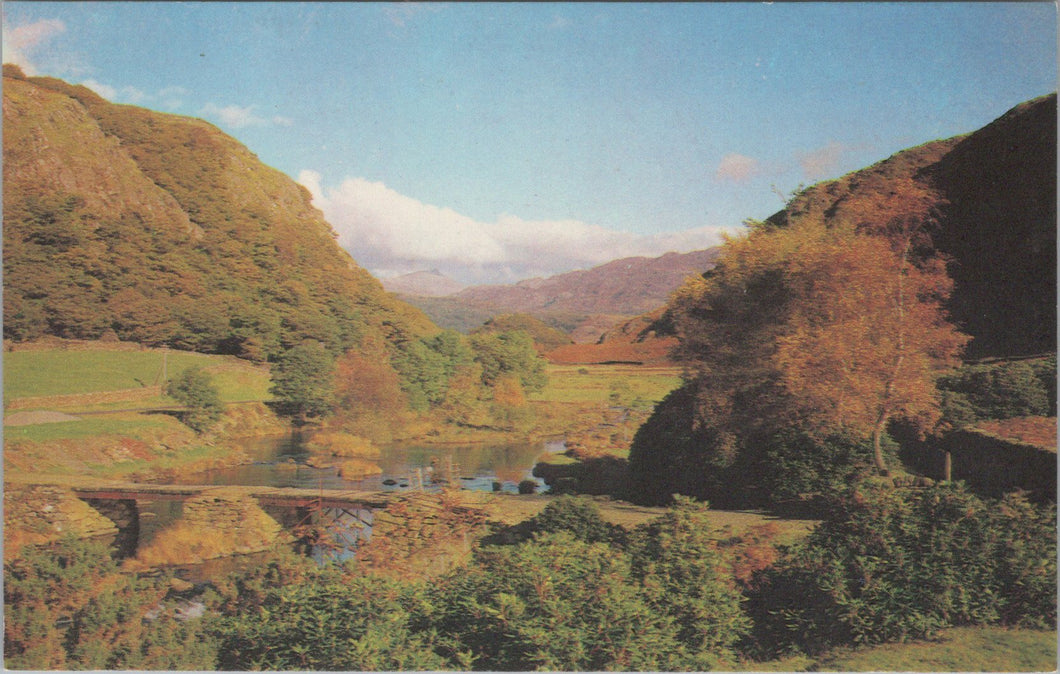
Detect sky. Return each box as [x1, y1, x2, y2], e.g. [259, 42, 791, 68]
[3, 2, 1056, 285]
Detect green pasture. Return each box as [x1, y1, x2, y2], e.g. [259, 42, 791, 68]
[3, 348, 271, 403]
[3, 413, 181, 444]
[532, 363, 683, 405]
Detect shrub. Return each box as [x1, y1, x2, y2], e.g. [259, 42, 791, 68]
[626, 497, 752, 662]
[4, 537, 216, 670]
[759, 429, 882, 504]
[746, 483, 1057, 656]
[517, 479, 537, 494]
[938, 360, 1051, 422]
[165, 367, 223, 432]
[210, 570, 461, 670]
[529, 495, 615, 543]
[432, 532, 684, 671]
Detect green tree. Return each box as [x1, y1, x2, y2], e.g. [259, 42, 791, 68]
[269, 341, 336, 422]
[469, 330, 548, 393]
[165, 366, 224, 432]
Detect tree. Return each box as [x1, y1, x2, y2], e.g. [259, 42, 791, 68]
[469, 330, 548, 393]
[668, 214, 966, 479]
[269, 341, 335, 423]
[772, 229, 967, 474]
[164, 367, 223, 432]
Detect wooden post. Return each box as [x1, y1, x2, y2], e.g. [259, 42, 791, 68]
[943, 450, 952, 482]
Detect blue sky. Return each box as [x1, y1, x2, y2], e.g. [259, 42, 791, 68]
[4, 2, 1056, 284]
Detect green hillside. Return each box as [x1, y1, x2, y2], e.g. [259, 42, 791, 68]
[2, 65, 435, 361]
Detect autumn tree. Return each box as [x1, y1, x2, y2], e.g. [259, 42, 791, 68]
[661, 190, 967, 486]
[772, 228, 967, 474]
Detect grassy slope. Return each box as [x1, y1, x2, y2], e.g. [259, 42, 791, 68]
[4, 347, 271, 403]
[3, 345, 279, 478]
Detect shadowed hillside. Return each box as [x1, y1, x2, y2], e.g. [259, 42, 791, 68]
[767, 93, 1056, 360]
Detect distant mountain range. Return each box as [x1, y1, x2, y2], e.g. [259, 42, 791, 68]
[381, 270, 466, 297]
[392, 249, 722, 342]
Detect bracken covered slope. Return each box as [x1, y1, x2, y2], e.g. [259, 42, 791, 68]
[3, 66, 435, 359]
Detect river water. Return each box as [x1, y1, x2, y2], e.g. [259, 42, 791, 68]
[179, 432, 565, 494]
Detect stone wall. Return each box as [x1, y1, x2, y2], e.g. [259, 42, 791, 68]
[3, 484, 118, 559]
[130, 489, 285, 567]
[357, 491, 491, 578]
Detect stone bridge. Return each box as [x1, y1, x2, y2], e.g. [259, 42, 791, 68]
[4, 476, 491, 565]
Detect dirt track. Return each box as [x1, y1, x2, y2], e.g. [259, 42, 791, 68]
[4, 410, 83, 426]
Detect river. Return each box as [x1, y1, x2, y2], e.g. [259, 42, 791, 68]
[178, 432, 565, 493]
[131, 433, 565, 571]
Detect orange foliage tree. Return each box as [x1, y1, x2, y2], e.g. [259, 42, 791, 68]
[671, 190, 967, 476]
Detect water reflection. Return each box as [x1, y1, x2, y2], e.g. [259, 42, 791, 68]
[179, 433, 564, 495]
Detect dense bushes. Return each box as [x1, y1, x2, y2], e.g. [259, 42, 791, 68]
[746, 483, 1056, 656]
[211, 570, 459, 671]
[938, 358, 1055, 425]
[6, 487, 1055, 670]
[4, 537, 216, 670]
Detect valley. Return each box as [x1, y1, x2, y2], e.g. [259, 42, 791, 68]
[2, 58, 1056, 672]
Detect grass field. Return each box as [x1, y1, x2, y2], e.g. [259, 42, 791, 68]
[3, 348, 271, 403]
[531, 363, 683, 405]
[809, 626, 1057, 672]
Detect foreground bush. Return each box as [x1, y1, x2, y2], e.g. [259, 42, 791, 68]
[4, 537, 216, 670]
[747, 483, 1056, 656]
[433, 532, 686, 671]
[210, 569, 462, 670]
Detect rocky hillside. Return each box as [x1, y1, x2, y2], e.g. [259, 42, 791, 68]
[766, 93, 1056, 359]
[2, 66, 435, 360]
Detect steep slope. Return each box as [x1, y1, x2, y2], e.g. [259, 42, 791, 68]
[2, 66, 435, 359]
[767, 93, 1056, 359]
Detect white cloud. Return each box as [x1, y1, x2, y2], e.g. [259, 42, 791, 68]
[300, 171, 732, 285]
[2, 18, 66, 75]
[799, 141, 848, 180]
[81, 78, 117, 100]
[714, 153, 762, 183]
[199, 102, 293, 129]
[79, 79, 188, 110]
